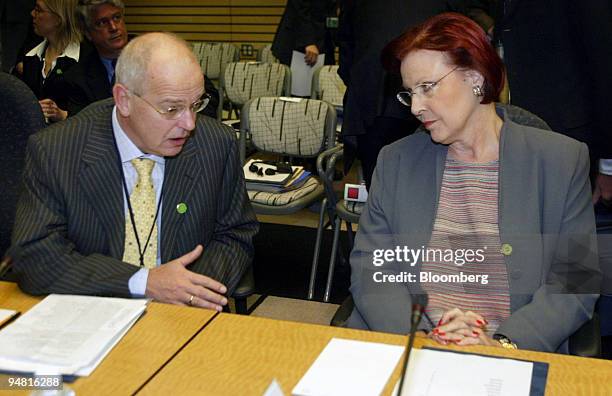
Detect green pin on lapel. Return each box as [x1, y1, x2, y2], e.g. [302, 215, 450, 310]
[176, 202, 188, 214]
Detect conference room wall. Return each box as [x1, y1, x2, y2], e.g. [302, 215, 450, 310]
[123, 0, 286, 60]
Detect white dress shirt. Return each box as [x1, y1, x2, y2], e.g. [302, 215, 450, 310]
[111, 107, 165, 296]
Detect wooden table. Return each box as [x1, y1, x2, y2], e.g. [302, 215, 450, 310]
[138, 313, 612, 396]
[0, 281, 218, 395]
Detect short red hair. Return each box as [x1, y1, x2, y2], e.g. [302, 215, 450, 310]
[382, 12, 504, 104]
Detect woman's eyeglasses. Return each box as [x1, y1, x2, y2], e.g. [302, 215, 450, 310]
[397, 66, 459, 107]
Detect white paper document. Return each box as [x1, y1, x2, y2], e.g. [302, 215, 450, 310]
[0, 294, 147, 376]
[395, 348, 533, 396]
[292, 338, 404, 396]
[290, 50, 325, 96]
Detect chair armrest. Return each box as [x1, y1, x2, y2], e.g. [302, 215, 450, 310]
[316, 144, 344, 206]
[568, 312, 601, 357]
[330, 295, 354, 327]
[232, 265, 255, 299]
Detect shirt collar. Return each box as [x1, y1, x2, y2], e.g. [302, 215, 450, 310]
[112, 106, 165, 165]
[25, 39, 81, 62]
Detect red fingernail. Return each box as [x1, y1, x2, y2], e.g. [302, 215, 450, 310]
[472, 331, 480, 337]
[437, 331, 446, 336]
[476, 319, 485, 326]
[437, 319, 443, 326]
[432, 328, 439, 334]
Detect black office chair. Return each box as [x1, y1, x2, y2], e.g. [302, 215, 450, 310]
[0, 72, 46, 276]
[232, 266, 255, 315]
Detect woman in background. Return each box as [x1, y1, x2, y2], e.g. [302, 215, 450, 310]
[347, 13, 599, 353]
[18, 0, 82, 122]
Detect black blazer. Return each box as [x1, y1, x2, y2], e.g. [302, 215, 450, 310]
[62, 43, 220, 118]
[492, 0, 612, 159]
[19, 41, 84, 110]
[271, 0, 336, 65]
[62, 43, 112, 116]
[338, 0, 466, 137]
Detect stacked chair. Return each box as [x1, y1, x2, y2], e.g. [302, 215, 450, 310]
[311, 65, 346, 109]
[257, 44, 279, 64]
[191, 42, 240, 88]
[239, 97, 337, 300]
[219, 61, 291, 121]
[311, 145, 363, 302]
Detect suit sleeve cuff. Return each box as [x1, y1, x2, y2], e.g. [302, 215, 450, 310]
[599, 159, 612, 175]
[128, 268, 149, 297]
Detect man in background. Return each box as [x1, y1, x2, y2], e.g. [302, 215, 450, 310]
[62, 0, 218, 117]
[469, 0, 612, 202]
[271, 0, 336, 66]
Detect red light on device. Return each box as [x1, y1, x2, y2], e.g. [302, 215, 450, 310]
[347, 187, 359, 199]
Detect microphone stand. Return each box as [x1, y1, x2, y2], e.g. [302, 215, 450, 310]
[396, 295, 428, 396]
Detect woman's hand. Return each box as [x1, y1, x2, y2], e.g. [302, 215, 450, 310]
[39, 99, 68, 122]
[428, 308, 501, 347]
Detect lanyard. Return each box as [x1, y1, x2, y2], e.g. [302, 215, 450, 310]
[112, 133, 164, 267]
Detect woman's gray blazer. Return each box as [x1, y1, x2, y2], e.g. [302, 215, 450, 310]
[347, 106, 601, 353]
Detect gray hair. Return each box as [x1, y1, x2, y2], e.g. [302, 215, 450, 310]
[115, 32, 199, 94]
[76, 0, 124, 32]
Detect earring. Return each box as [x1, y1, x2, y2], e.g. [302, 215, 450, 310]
[472, 85, 483, 97]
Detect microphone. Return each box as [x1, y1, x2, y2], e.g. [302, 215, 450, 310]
[396, 293, 428, 396]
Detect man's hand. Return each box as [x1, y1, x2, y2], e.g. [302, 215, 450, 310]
[39, 99, 68, 122]
[145, 245, 228, 311]
[593, 173, 612, 205]
[304, 44, 320, 66]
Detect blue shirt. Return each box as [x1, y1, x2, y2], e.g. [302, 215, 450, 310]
[99, 56, 116, 83]
[112, 107, 165, 296]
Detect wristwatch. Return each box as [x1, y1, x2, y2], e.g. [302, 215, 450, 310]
[493, 334, 518, 350]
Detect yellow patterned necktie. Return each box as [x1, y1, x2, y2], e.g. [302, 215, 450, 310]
[122, 158, 158, 268]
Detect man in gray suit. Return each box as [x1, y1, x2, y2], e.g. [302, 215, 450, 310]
[11, 33, 258, 310]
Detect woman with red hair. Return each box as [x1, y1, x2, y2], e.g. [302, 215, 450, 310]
[347, 13, 599, 353]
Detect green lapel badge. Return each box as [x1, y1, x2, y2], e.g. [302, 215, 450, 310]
[176, 202, 188, 214]
[56, 69, 63, 75]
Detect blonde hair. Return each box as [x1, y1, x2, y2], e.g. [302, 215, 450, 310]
[43, 0, 82, 51]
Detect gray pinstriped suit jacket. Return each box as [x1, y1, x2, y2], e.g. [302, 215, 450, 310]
[11, 98, 258, 297]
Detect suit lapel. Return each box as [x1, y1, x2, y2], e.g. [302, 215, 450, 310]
[160, 138, 200, 262]
[88, 56, 113, 99]
[79, 103, 125, 258]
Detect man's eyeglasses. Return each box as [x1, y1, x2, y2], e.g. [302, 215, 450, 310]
[128, 90, 211, 120]
[397, 66, 459, 107]
[93, 12, 123, 30]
